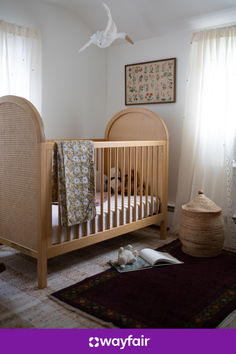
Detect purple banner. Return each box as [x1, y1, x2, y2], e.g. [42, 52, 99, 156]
[0, 329, 235, 354]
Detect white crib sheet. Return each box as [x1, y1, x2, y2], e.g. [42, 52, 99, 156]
[52, 195, 158, 244]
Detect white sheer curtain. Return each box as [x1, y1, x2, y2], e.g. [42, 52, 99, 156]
[0, 20, 41, 112]
[173, 26, 236, 250]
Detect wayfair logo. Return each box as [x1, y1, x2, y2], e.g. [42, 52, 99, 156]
[89, 335, 150, 350]
[89, 337, 99, 348]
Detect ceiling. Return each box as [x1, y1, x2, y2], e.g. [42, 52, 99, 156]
[41, 0, 236, 41]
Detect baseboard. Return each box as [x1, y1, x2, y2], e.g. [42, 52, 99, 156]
[167, 204, 175, 213]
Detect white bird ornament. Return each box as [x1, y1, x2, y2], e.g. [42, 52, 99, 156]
[78, 2, 134, 52]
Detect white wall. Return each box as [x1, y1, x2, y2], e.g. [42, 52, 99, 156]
[106, 31, 192, 204]
[0, 0, 107, 139]
[0, 0, 192, 204]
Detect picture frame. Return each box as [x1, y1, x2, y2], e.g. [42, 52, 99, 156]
[125, 57, 176, 105]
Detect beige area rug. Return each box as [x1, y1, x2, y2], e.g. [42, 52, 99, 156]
[0, 226, 235, 328]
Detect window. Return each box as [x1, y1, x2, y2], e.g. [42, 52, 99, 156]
[174, 26, 236, 249]
[0, 20, 41, 112]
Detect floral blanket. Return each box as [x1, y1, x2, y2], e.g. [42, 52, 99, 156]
[53, 140, 96, 227]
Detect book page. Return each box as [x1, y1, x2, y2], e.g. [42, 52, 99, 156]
[139, 248, 182, 266]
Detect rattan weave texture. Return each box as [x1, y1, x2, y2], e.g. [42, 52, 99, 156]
[0, 96, 44, 250]
[179, 191, 224, 257]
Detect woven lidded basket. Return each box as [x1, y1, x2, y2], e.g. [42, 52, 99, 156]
[179, 191, 224, 257]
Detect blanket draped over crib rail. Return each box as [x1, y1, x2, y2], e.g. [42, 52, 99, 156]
[53, 140, 96, 227]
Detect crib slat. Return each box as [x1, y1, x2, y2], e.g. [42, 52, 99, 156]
[145, 146, 149, 218]
[114, 148, 118, 227]
[100, 148, 104, 232]
[139, 147, 143, 220]
[92, 148, 97, 235]
[158, 146, 164, 213]
[121, 147, 125, 225]
[94, 148, 97, 193]
[67, 227, 71, 241]
[57, 175, 62, 244]
[46, 146, 53, 247]
[84, 221, 88, 236]
[91, 218, 96, 235]
[151, 146, 154, 216]
[75, 224, 79, 239]
[107, 148, 111, 229]
[134, 147, 138, 222]
[160, 143, 168, 239]
[128, 147, 131, 223]
[157, 146, 160, 214]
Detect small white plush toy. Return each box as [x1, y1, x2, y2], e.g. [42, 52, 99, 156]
[117, 244, 138, 268]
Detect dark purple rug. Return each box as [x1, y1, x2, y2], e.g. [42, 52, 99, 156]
[51, 240, 236, 328]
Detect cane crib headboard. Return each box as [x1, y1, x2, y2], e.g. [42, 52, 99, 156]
[104, 107, 168, 141]
[0, 95, 45, 250]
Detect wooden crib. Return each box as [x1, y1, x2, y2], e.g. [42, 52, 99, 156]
[0, 96, 169, 288]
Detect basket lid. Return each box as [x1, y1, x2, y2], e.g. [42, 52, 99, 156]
[182, 191, 222, 213]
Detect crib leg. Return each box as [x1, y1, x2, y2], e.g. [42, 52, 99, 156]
[160, 219, 167, 239]
[37, 256, 47, 289]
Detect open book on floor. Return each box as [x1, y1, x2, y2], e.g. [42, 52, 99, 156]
[109, 248, 183, 273]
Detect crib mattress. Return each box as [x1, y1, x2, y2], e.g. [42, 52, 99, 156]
[52, 195, 158, 244]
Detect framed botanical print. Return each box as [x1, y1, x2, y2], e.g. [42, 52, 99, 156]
[125, 57, 176, 105]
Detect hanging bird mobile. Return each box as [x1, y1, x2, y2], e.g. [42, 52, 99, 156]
[78, 2, 134, 52]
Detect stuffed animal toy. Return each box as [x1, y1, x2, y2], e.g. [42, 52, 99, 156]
[110, 167, 121, 194]
[117, 244, 138, 268]
[96, 170, 108, 192]
[123, 170, 146, 196]
[109, 168, 147, 195]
